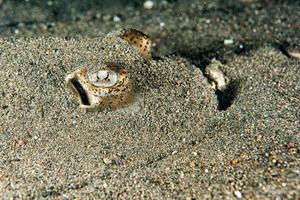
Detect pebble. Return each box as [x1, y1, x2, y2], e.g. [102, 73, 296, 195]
[224, 39, 234, 45]
[230, 159, 239, 165]
[160, 22, 166, 28]
[189, 161, 196, 168]
[288, 142, 295, 148]
[18, 139, 26, 146]
[103, 158, 112, 165]
[47, 1, 53, 6]
[95, 13, 101, 19]
[113, 15, 121, 22]
[282, 183, 287, 187]
[144, 0, 154, 9]
[234, 191, 243, 198]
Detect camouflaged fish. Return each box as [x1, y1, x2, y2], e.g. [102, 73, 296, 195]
[65, 28, 151, 109]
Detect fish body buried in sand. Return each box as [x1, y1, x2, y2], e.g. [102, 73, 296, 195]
[65, 28, 152, 109]
[118, 28, 152, 59]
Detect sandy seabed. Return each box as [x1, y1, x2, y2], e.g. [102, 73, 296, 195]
[0, 0, 299, 199]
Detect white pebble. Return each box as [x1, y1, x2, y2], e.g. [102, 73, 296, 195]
[14, 29, 20, 34]
[160, 22, 165, 28]
[113, 15, 121, 22]
[224, 39, 234, 45]
[144, 0, 154, 9]
[234, 191, 242, 198]
[282, 182, 287, 187]
[47, 1, 53, 6]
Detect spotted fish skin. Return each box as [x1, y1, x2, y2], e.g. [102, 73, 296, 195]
[65, 64, 132, 110]
[118, 28, 152, 59]
[65, 28, 152, 110]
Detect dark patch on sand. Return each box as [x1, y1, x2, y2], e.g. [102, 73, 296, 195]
[215, 79, 240, 111]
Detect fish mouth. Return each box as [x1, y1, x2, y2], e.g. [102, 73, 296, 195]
[70, 79, 90, 106]
[66, 73, 90, 106]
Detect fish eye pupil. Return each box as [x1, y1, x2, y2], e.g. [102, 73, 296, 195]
[97, 71, 109, 80]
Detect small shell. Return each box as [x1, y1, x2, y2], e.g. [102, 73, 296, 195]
[205, 59, 229, 91]
[118, 28, 152, 59]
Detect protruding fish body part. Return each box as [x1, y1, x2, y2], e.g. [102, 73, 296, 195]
[65, 64, 132, 109]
